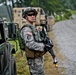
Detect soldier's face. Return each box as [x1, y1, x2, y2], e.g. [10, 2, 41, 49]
[26, 12, 36, 23]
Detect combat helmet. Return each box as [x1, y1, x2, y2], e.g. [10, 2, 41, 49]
[22, 7, 37, 18]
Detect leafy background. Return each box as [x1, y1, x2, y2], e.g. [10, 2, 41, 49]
[0, 0, 76, 21]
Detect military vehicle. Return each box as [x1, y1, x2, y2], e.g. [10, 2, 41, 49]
[13, 7, 55, 31]
[47, 15, 55, 30]
[0, 19, 16, 75]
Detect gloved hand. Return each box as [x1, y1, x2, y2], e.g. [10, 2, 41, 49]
[43, 37, 53, 50]
[44, 44, 52, 51]
[53, 57, 58, 64]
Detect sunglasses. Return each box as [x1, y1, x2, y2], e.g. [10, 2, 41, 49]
[27, 13, 36, 16]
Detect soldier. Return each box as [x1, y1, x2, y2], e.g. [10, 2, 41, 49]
[20, 7, 57, 75]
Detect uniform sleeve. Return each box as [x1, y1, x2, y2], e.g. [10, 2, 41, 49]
[20, 27, 45, 51]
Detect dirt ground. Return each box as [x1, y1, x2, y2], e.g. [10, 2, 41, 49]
[44, 29, 66, 75]
[50, 19, 76, 75]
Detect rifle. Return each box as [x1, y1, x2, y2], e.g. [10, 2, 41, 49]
[39, 26, 58, 66]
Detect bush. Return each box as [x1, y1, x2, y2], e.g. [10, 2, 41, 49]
[64, 10, 72, 19]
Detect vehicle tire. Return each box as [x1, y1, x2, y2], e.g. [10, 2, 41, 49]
[11, 55, 16, 75]
[46, 24, 50, 32]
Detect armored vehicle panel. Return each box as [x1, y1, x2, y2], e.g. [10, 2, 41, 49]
[0, 19, 16, 75]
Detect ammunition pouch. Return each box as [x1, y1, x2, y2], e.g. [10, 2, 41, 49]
[25, 48, 47, 58]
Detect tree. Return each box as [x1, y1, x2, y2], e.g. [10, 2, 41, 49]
[31, 0, 38, 7]
[0, 0, 5, 4]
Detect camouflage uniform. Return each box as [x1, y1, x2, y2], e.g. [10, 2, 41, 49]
[20, 24, 45, 75]
[20, 7, 58, 75]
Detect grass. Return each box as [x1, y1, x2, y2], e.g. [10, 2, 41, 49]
[71, 10, 76, 15]
[15, 50, 30, 75]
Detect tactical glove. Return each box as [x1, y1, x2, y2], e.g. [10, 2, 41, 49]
[43, 37, 53, 48]
[44, 44, 52, 51]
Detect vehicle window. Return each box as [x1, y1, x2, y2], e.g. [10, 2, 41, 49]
[0, 23, 5, 44]
[0, 31, 3, 44]
[40, 9, 45, 15]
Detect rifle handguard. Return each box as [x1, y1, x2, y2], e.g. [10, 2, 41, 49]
[43, 37, 53, 47]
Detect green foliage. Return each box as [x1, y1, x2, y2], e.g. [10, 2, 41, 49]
[71, 10, 76, 15]
[13, 0, 65, 15]
[60, 0, 76, 10]
[64, 10, 72, 19]
[55, 10, 72, 22]
[31, 0, 38, 7]
[0, 13, 2, 18]
[0, 0, 5, 4]
[15, 51, 30, 75]
[1, 0, 75, 22]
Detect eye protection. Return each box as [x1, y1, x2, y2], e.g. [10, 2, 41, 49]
[27, 13, 36, 16]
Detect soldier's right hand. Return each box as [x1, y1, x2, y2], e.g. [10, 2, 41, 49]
[43, 37, 53, 48]
[44, 44, 51, 51]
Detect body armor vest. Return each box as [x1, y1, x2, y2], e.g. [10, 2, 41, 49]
[21, 24, 46, 58]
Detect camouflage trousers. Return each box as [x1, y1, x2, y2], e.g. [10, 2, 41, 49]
[27, 57, 45, 75]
